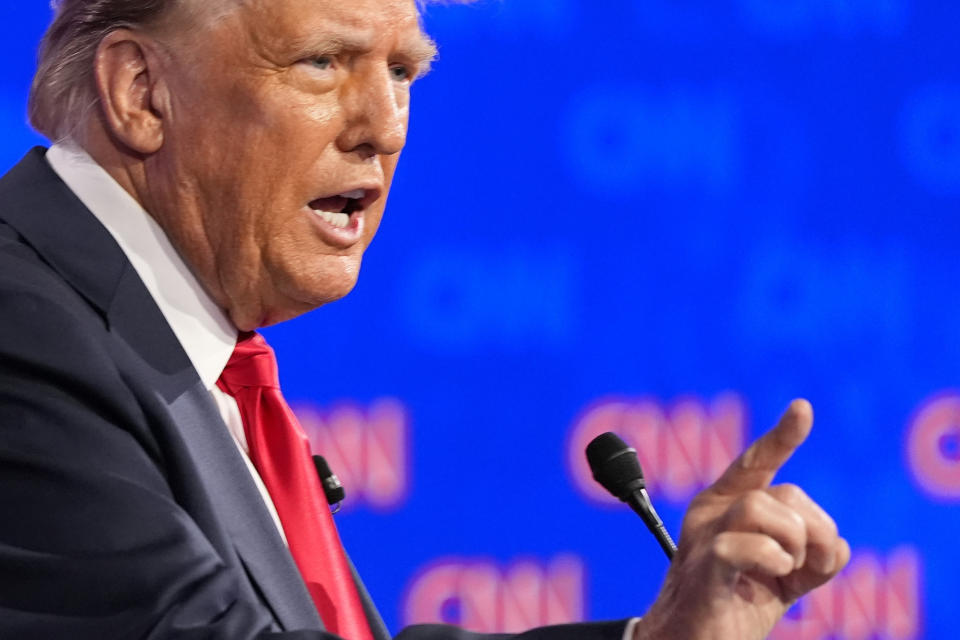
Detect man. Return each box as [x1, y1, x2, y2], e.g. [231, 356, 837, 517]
[0, 0, 849, 638]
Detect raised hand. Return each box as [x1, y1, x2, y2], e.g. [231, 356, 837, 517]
[635, 399, 850, 640]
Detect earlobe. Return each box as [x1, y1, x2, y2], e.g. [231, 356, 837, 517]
[94, 30, 165, 154]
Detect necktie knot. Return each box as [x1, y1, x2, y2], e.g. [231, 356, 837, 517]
[218, 332, 280, 391]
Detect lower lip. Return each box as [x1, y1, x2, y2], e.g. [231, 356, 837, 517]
[304, 207, 365, 249]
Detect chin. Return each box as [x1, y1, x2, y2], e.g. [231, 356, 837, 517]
[290, 270, 360, 310]
[254, 289, 350, 328]
[306, 276, 359, 307]
[249, 256, 362, 328]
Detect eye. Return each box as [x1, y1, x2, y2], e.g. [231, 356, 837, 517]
[390, 64, 413, 82]
[308, 55, 334, 71]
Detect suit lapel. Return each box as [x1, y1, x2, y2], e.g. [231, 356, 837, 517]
[165, 381, 323, 631]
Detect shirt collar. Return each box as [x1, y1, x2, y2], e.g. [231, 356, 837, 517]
[46, 142, 237, 389]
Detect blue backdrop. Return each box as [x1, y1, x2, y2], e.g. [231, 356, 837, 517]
[2, 2, 957, 638]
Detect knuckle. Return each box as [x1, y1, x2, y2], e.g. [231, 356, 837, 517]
[819, 511, 839, 539]
[739, 490, 769, 520]
[787, 508, 806, 532]
[755, 536, 786, 560]
[779, 483, 807, 503]
[711, 533, 734, 560]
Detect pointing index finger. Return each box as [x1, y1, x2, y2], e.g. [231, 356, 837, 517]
[712, 399, 813, 495]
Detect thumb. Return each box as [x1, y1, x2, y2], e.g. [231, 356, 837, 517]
[711, 398, 813, 495]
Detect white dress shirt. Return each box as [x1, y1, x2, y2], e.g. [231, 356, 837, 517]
[44, 142, 639, 640]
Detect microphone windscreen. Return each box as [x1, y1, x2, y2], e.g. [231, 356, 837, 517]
[585, 432, 646, 500]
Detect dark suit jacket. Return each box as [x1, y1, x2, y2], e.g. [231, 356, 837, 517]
[0, 149, 629, 640]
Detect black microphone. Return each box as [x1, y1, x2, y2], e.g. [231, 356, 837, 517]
[312, 454, 345, 513]
[585, 432, 677, 560]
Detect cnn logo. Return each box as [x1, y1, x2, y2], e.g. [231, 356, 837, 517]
[296, 398, 409, 511]
[567, 393, 747, 504]
[771, 547, 922, 640]
[403, 556, 585, 633]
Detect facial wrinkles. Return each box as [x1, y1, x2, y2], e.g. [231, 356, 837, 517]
[146, 0, 424, 328]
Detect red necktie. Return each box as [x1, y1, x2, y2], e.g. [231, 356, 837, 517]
[217, 332, 373, 640]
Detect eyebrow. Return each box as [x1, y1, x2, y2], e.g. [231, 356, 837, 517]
[404, 34, 439, 77]
[292, 30, 439, 77]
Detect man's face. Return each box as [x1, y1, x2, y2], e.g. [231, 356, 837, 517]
[145, 0, 435, 329]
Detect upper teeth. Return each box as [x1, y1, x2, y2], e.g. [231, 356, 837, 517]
[339, 189, 365, 199]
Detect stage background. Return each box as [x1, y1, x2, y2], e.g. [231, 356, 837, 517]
[2, 2, 957, 638]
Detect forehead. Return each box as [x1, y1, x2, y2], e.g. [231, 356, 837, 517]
[233, 0, 431, 53]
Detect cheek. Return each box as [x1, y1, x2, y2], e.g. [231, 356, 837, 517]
[177, 77, 340, 173]
[302, 99, 341, 129]
[285, 84, 344, 141]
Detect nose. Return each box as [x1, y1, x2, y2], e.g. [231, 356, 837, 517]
[337, 66, 408, 159]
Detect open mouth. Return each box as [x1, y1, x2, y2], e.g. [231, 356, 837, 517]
[308, 189, 370, 229]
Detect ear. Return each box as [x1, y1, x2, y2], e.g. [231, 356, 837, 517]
[93, 29, 170, 154]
